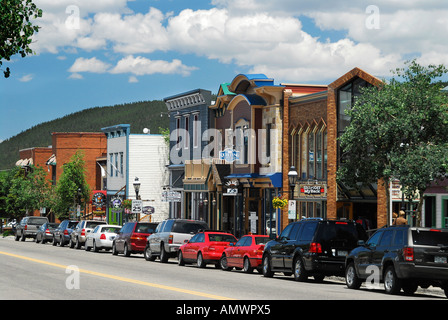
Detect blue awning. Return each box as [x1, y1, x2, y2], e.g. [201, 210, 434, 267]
[225, 172, 282, 188]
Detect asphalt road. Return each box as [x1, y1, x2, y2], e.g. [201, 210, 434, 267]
[0, 236, 445, 305]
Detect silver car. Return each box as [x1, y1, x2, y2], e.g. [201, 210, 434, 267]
[85, 225, 121, 252]
[70, 220, 107, 249]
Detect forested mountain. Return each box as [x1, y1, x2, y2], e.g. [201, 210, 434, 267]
[0, 100, 169, 170]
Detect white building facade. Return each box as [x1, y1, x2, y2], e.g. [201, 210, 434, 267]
[102, 124, 169, 224]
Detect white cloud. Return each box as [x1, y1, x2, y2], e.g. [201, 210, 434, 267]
[68, 57, 111, 73]
[68, 55, 197, 78]
[19, 74, 34, 82]
[31, 0, 448, 83]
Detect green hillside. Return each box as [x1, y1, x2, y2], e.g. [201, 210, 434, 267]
[0, 100, 169, 170]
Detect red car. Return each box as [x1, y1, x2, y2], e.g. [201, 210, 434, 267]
[178, 231, 237, 268]
[220, 235, 270, 273]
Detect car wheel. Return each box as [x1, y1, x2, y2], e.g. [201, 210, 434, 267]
[123, 243, 131, 257]
[112, 242, 118, 255]
[75, 237, 81, 249]
[58, 236, 65, 247]
[220, 254, 232, 271]
[93, 241, 99, 252]
[20, 233, 25, 241]
[144, 245, 156, 261]
[262, 254, 274, 278]
[345, 263, 362, 289]
[69, 238, 75, 248]
[197, 252, 206, 268]
[14, 233, 20, 241]
[160, 244, 169, 263]
[384, 266, 401, 295]
[178, 251, 185, 266]
[293, 256, 308, 282]
[85, 241, 90, 251]
[243, 257, 253, 274]
[402, 280, 418, 295]
[52, 237, 57, 246]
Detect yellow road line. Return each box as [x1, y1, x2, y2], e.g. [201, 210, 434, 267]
[0, 250, 235, 300]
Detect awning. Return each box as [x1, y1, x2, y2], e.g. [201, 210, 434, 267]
[15, 158, 33, 167]
[46, 154, 56, 166]
[225, 172, 282, 188]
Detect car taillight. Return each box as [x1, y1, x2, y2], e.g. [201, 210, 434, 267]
[45, 229, 51, 235]
[25, 225, 27, 230]
[100, 233, 106, 240]
[169, 235, 173, 244]
[255, 245, 264, 255]
[403, 247, 414, 261]
[309, 242, 322, 253]
[81, 229, 86, 236]
[64, 230, 68, 235]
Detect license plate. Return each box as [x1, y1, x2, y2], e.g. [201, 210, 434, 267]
[338, 250, 348, 257]
[435, 256, 447, 263]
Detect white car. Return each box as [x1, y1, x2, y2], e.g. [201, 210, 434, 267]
[85, 225, 122, 252]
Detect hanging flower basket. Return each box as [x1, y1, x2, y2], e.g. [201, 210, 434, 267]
[272, 196, 288, 209]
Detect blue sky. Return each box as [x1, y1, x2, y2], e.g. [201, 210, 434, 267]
[1, 0, 447, 142]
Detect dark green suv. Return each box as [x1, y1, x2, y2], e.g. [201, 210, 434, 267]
[345, 225, 448, 297]
[262, 218, 368, 282]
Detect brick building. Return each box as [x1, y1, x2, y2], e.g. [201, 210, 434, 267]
[282, 67, 385, 230]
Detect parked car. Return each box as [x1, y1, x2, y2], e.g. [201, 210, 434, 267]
[262, 218, 368, 282]
[85, 225, 122, 252]
[35, 222, 59, 244]
[112, 222, 158, 257]
[14, 216, 49, 241]
[220, 234, 270, 273]
[178, 230, 237, 268]
[52, 220, 79, 247]
[345, 225, 448, 297]
[70, 220, 107, 249]
[145, 219, 209, 263]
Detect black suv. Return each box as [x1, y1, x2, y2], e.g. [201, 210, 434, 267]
[262, 218, 367, 282]
[345, 225, 448, 297]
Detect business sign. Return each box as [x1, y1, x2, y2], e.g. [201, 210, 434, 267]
[162, 191, 182, 202]
[299, 184, 327, 197]
[219, 148, 240, 163]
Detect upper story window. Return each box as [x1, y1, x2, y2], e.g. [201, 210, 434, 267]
[193, 113, 200, 149]
[296, 123, 327, 180]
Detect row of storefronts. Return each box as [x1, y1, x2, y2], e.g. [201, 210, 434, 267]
[162, 69, 448, 236]
[16, 68, 448, 232]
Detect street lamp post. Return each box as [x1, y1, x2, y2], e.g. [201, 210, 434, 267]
[288, 166, 298, 198]
[133, 177, 141, 200]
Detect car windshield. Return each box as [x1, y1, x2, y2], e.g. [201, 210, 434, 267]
[172, 221, 208, 234]
[135, 223, 157, 233]
[102, 227, 121, 233]
[85, 221, 105, 228]
[317, 222, 365, 247]
[208, 234, 237, 242]
[412, 230, 448, 246]
[68, 221, 78, 228]
[28, 218, 47, 225]
[255, 237, 269, 245]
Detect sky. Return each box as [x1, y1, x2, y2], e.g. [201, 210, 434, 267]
[1, 0, 448, 142]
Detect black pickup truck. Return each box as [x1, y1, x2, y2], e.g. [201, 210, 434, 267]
[345, 225, 448, 297]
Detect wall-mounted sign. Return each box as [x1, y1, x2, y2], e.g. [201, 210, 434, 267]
[299, 184, 327, 197]
[219, 148, 240, 163]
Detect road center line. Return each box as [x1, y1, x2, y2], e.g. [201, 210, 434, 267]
[0, 250, 235, 300]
